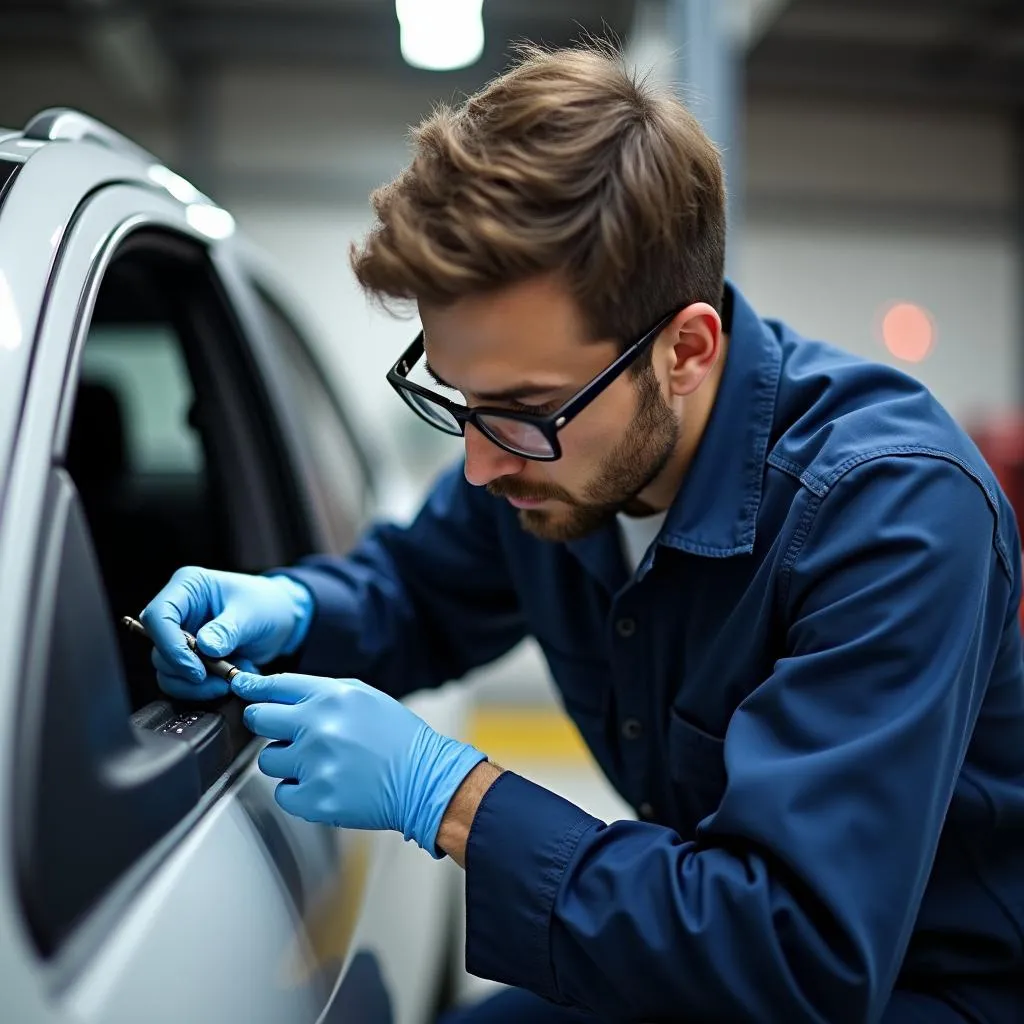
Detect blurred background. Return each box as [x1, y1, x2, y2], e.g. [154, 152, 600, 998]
[2, 0, 1022, 1003]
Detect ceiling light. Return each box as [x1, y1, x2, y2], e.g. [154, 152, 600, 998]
[396, 0, 484, 71]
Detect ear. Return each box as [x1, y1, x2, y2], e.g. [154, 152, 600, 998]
[658, 302, 723, 398]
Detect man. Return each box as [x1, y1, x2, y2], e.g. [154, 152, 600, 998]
[142, 43, 1024, 1024]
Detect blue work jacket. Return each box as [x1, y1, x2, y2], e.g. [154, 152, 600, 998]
[281, 284, 1024, 1023]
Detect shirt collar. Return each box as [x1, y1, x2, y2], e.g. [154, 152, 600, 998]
[565, 283, 781, 591]
[657, 281, 781, 559]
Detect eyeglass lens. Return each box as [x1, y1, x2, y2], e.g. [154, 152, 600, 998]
[399, 388, 463, 435]
[399, 346, 555, 457]
[476, 413, 554, 458]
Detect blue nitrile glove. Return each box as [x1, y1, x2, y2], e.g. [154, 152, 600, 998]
[140, 567, 314, 701]
[232, 671, 487, 857]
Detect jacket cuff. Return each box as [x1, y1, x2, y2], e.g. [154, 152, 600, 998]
[464, 771, 600, 1001]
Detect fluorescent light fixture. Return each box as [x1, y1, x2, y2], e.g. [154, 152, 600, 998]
[396, 0, 484, 71]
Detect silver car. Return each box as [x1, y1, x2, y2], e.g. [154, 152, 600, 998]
[0, 109, 465, 1024]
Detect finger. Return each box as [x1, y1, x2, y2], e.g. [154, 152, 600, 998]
[155, 671, 229, 702]
[257, 741, 299, 781]
[154, 645, 257, 681]
[274, 780, 315, 823]
[231, 671, 316, 706]
[195, 600, 248, 657]
[243, 702, 299, 742]
[140, 574, 208, 682]
[151, 645, 219, 693]
[334, 677, 375, 694]
[149, 647, 225, 699]
[151, 646, 192, 679]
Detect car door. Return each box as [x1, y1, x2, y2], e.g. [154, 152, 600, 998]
[0, 179, 386, 1023]
[229, 268, 473, 1024]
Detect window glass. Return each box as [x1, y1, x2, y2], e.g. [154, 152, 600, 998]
[254, 290, 370, 551]
[65, 252, 227, 711]
[78, 324, 203, 474]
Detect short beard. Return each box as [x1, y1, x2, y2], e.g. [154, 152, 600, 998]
[491, 362, 679, 543]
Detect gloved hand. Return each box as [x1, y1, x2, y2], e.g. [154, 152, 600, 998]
[232, 671, 487, 857]
[141, 567, 314, 701]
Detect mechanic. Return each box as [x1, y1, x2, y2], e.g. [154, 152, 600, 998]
[141, 42, 1024, 1024]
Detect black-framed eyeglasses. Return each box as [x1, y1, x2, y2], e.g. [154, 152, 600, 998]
[386, 308, 680, 462]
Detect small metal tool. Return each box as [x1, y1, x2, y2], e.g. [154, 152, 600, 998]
[121, 615, 242, 683]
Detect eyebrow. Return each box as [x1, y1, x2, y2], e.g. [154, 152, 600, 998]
[424, 361, 566, 403]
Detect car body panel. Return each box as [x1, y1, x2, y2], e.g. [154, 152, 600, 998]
[1, 178, 363, 1023]
[64, 769, 337, 1024]
[0, 136, 158, 505]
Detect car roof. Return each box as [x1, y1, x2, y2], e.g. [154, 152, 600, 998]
[0, 109, 232, 509]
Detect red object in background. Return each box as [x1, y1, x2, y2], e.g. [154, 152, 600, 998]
[969, 415, 1024, 629]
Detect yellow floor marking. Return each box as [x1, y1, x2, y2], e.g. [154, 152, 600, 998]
[467, 706, 593, 764]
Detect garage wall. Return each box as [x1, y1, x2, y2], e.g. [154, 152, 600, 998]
[219, 86, 1022, 482]
[2, 60, 1020, 491]
[737, 221, 1021, 425]
[740, 94, 1021, 425]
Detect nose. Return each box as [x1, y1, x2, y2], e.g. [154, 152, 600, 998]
[463, 423, 526, 487]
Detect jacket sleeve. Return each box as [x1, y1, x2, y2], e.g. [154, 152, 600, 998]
[461, 455, 1014, 1023]
[274, 461, 526, 698]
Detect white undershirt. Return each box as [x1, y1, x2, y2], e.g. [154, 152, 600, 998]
[617, 510, 668, 574]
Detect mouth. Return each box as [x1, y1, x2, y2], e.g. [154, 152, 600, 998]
[506, 496, 550, 509]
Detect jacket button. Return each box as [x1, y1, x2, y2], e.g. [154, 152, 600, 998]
[638, 802, 655, 820]
[615, 617, 636, 638]
[621, 717, 643, 740]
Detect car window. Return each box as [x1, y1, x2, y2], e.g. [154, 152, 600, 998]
[67, 273, 225, 708]
[254, 288, 371, 552]
[78, 324, 203, 473]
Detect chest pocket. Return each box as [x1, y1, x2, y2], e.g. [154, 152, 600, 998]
[667, 708, 729, 839]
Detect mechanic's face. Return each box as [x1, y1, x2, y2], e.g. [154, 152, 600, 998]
[419, 275, 720, 542]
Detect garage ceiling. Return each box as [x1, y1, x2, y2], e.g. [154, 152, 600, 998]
[0, 0, 637, 85]
[749, 0, 1024, 109]
[0, 0, 1021, 111]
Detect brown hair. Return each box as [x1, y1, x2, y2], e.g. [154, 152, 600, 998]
[351, 40, 726, 358]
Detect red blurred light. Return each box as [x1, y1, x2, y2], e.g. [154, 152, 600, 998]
[880, 302, 935, 363]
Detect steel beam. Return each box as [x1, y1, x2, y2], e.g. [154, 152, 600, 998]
[668, 0, 744, 274]
[748, 37, 1024, 108]
[154, 3, 636, 72]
